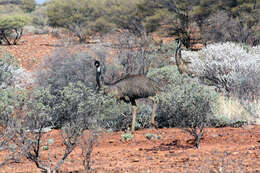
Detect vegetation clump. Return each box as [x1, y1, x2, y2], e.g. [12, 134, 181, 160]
[0, 14, 31, 45]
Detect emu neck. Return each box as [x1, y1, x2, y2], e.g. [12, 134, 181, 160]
[96, 67, 102, 91]
[175, 47, 184, 74]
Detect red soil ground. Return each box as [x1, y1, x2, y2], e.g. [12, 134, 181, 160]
[2, 34, 59, 71]
[1, 34, 260, 172]
[0, 126, 260, 172]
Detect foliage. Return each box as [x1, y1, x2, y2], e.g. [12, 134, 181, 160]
[0, 14, 31, 45]
[0, 88, 21, 129]
[136, 0, 260, 46]
[0, 51, 24, 130]
[135, 104, 153, 130]
[147, 40, 178, 68]
[36, 48, 96, 92]
[0, 51, 19, 88]
[0, 82, 101, 171]
[213, 96, 260, 127]
[0, 4, 24, 14]
[148, 65, 218, 148]
[28, 82, 101, 128]
[121, 131, 134, 142]
[22, 0, 36, 13]
[137, 0, 202, 47]
[145, 133, 161, 140]
[0, 51, 28, 166]
[0, 50, 33, 89]
[102, 0, 144, 36]
[189, 42, 260, 101]
[183, 42, 260, 123]
[105, 32, 154, 76]
[31, 5, 48, 28]
[17, 108, 84, 173]
[202, 11, 260, 45]
[47, 0, 109, 43]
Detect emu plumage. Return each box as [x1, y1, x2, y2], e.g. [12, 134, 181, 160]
[175, 39, 192, 75]
[95, 60, 158, 132]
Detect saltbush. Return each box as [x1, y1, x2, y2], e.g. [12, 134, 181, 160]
[148, 65, 218, 148]
[0, 50, 32, 89]
[0, 51, 18, 89]
[182, 42, 260, 124]
[0, 51, 27, 128]
[36, 49, 96, 93]
[148, 65, 218, 128]
[187, 42, 260, 100]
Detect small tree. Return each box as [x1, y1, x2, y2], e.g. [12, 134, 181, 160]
[1, 82, 101, 172]
[47, 0, 107, 43]
[0, 51, 28, 166]
[80, 130, 99, 172]
[104, 0, 145, 37]
[0, 14, 31, 45]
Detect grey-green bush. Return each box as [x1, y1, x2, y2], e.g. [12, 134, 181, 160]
[148, 65, 218, 148]
[148, 65, 218, 128]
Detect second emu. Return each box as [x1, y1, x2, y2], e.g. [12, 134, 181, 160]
[95, 60, 159, 132]
[175, 38, 192, 76]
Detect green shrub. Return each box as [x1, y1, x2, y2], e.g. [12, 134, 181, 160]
[0, 14, 31, 45]
[121, 131, 133, 142]
[145, 133, 161, 140]
[148, 65, 218, 148]
[22, 0, 36, 13]
[31, 5, 49, 28]
[147, 41, 178, 69]
[0, 50, 25, 129]
[135, 104, 153, 130]
[47, 0, 108, 43]
[148, 65, 219, 127]
[0, 88, 19, 128]
[25, 82, 101, 128]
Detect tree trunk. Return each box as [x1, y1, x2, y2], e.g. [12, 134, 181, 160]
[195, 134, 201, 149]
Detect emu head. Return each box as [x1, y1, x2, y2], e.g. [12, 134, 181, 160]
[176, 38, 181, 51]
[94, 60, 100, 70]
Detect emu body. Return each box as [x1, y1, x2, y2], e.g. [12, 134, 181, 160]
[95, 60, 158, 132]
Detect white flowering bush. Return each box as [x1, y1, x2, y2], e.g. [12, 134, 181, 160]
[185, 42, 260, 101]
[182, 42, 260, 122]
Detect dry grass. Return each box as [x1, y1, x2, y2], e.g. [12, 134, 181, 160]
[215, 95, 260, 125]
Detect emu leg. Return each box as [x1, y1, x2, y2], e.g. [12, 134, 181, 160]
[149, 96, 158, 128]
[131, 105, 137, 132]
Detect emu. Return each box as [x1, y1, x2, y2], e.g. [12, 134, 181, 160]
[175, 38, 192, 76]
[94, 60, 159, 132]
